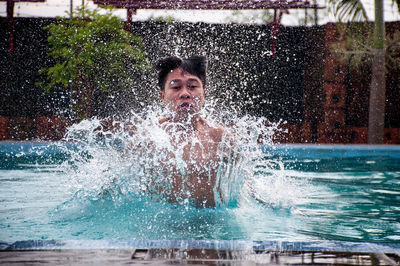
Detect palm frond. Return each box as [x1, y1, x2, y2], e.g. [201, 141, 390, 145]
[328, 0, 369, 22]
[394, 0, 400, 14]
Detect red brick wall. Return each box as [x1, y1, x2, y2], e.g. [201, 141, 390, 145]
[0, 116, 71, 141]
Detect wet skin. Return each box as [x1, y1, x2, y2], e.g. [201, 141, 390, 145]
[160, 67, 205, 120]
[157, 67, 227, 207]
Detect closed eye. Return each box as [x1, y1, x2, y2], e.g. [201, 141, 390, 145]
[187, 80, 200, 90]
[168, 79, 183, 90]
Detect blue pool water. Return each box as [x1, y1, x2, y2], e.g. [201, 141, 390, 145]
[1, 142, 400, 251]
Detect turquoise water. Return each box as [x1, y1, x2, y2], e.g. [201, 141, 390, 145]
[1, 142, 400, 245]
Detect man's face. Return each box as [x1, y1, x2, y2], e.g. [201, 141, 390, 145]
[160, 67, 205, 116]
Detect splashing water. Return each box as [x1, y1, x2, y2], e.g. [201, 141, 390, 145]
[60, 103, 306, 208]
[53, 103, 310, 240]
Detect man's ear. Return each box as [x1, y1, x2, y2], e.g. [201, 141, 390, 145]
[160, 91, 165, 103]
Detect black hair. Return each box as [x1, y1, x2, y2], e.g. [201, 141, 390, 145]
[155, 55, 207, 90]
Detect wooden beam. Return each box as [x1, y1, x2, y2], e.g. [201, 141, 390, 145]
[93, 0, 324, 10]
[125, 8, 136, 32]
[7, 0, 15, 53]
[1, 0, 46, 53]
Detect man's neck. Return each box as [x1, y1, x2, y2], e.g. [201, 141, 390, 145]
[172, 113, 202, 130]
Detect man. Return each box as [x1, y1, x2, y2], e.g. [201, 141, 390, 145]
[153, 55, 232, 207]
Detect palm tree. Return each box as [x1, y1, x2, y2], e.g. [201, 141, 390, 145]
[368, 0, 385, 144]
[329, 0, 398, 143]
[329, 0, 369, 22]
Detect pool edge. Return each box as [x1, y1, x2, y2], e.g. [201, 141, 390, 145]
[2, 240, 400, 253]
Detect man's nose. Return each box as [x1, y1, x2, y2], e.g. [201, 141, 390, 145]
[179, 86, 191, 99]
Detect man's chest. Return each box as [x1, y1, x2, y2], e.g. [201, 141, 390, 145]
[181, 140, 219, 165]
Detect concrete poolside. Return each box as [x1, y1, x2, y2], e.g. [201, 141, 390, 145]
[1, 240, 400, 265]
[1, 248, 400, 265]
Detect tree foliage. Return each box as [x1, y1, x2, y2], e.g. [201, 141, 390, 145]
[328, 0, 399, 143]
[327, 0, 369, 22]
[331, 24, 400, 71]
[225, 10, 273, 24]
[327, 0, 399, 23]
[39, 6, 149, 119]
[328, 0, 399, 71]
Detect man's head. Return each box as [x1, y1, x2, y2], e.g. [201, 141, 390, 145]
[155, 56, 208, 116]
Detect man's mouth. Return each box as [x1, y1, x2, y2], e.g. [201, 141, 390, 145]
[179, 102, 193, 110]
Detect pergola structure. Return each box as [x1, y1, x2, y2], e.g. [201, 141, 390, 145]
[1, 0, 46, 53]
[93, 0, 324, 58]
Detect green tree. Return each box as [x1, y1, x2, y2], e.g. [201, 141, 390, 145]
[328, 0, 399, 143]
[39, 6, 149, 120]
[225, 10, 273, 24]
[328, 0, 369, 22]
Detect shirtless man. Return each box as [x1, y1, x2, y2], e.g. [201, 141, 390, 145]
[154, 55, 231, 207]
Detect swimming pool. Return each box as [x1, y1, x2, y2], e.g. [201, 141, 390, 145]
[1, 142, 400, 255]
